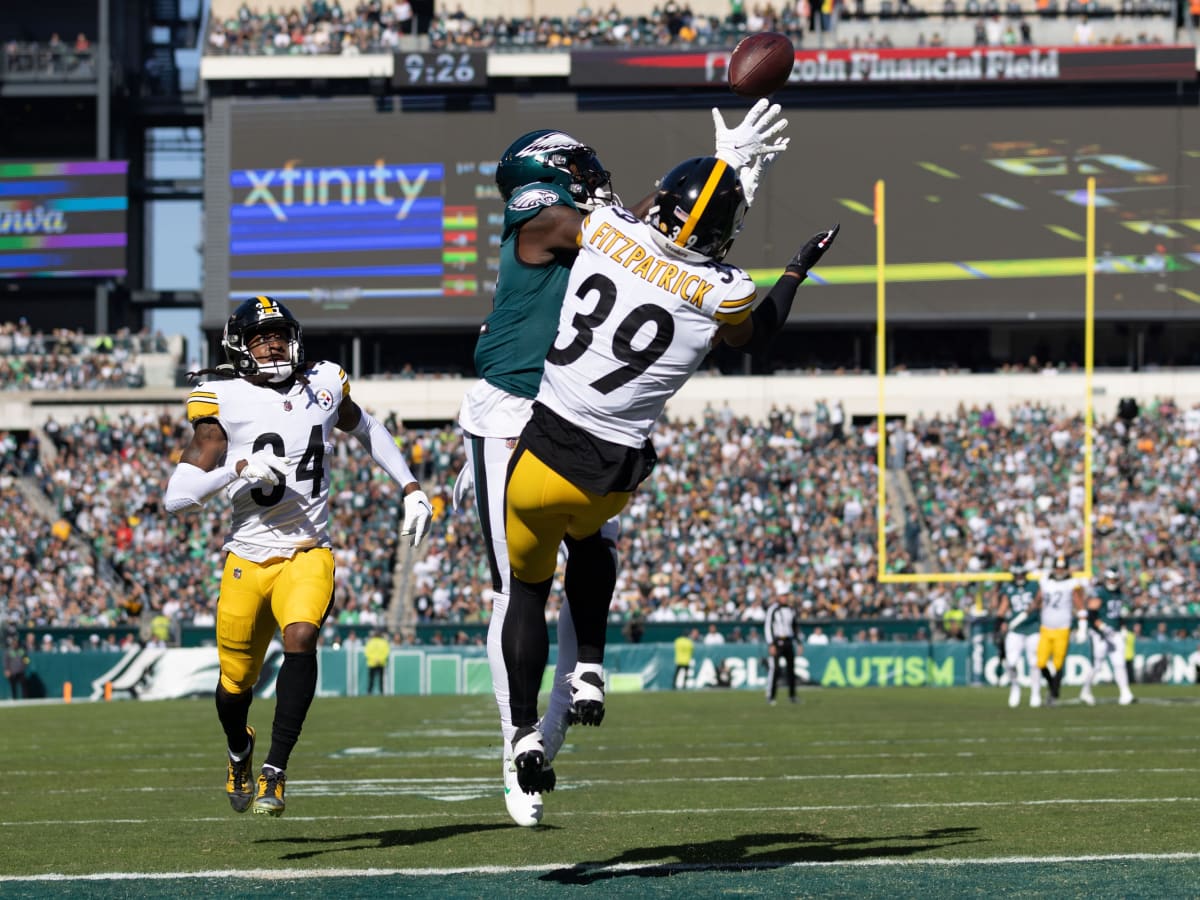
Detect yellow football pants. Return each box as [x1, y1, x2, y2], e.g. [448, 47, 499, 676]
[506, 448, 630, 583]
[1036, 626, 1070, 672]
[216, 547, 334, 693]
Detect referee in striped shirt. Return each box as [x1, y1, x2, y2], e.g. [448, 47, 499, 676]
[764, 597, 801, 705]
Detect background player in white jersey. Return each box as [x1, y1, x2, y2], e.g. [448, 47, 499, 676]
[163, 297, 433, 817]
[1078, 567, 1135, 705]
[996, 564, 1042, 708]
[455, 105, 789, 826]
[501, 155, 839, 792]
[1035, 554, 1085, 706]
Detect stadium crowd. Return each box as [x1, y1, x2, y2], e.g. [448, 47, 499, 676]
[0, 322, 167, 392]
[2, 397, 1199, 642]
[205, 0, 1168, 56]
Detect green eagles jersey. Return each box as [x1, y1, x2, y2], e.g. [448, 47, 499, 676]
[473, 182, 579, 400]
[1003, 582, 1040, 635]
[1093, 585, 1126, 630]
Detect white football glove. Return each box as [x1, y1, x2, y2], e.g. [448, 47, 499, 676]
[1074, 615, 1089, 644]
[238, 449, 288, 488]
[738, 151, 779, 208]
[401, 489, 433, 548]
[712, 98, 790, 171]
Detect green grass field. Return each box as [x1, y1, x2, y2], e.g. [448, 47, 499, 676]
[3, 685, 1199, 897]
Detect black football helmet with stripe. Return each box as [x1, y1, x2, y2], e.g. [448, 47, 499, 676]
[222, 296, 304, 383]
[648, 156, 746, 262]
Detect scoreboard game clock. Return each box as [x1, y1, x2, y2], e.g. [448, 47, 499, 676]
[394, 51, 487, 88]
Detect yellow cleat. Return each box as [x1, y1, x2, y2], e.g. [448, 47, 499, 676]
[252, 768, 286, 817]
[225, 726, 255, 814]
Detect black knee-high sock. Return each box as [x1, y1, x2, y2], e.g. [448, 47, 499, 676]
[502, 574, 553, 729]
[563, 531, 618, 664]
[265, 650, 317, 771]
[215, 684, 253, 752]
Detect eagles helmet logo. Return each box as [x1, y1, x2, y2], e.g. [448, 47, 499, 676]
[513, 131, 585, 159]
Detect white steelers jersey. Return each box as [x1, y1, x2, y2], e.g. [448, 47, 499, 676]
[186, 360, 349, 562]
[537, 204, 757, 448]
[1037, 574, 1080, 630]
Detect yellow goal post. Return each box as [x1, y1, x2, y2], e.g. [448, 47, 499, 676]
[874, 178, 1097, 586]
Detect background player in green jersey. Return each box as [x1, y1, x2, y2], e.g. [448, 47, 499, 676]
[1078, 568, 1136, 705]
[454, 103, 789, 826]
[996, 564, 1043, 708]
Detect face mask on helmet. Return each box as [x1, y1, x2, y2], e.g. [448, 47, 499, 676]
[223, 297, 305, 384]
[647, 156, 746, 262]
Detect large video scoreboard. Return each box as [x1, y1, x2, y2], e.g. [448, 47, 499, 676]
[203, 93, 1200, 330]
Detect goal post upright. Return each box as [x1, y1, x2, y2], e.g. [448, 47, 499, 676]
[874, 177, 1097, 587]
[1082, 175, 1096, 581]
[875, 179, 888, 577]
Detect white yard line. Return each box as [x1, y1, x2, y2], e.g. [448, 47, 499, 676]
[4, 852, 1200, 882]
[2, 795, 1197, 828]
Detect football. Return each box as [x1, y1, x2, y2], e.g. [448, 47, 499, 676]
[728, 31, 796, 98]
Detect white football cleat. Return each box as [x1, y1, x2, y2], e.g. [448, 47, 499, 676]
[567, 664, 607, 726]
[1079, 688, 1096, 706]
[1118, 692, 1136, 706]
[1008, 687, 1021, 709]
[1029, 693, 1042, 708]
[511, 728, 557, 798]
[502, 745, 543, 827]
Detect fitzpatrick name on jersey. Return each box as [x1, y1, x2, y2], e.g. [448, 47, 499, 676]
[537, 205, 757, 449]
[185, 360, 350, 562]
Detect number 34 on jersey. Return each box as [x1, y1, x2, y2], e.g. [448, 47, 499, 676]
[185, 360, 348, 557]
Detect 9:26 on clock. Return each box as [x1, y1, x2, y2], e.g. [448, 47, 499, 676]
[399, 51, 486, 87]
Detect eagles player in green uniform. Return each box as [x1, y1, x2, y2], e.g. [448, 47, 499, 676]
[455, 103, 789, 826]
[1078, 568, 1135, 705]
[997, 565, 1043, 708]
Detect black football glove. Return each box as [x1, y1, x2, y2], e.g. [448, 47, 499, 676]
[785, 224, 840, 278]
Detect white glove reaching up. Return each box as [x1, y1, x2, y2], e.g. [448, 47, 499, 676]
[401, 489, 433, 548]
[712, 98, 790, 170]
[1074, 615, 1090, 644]
[738, 151, 779, 208]
[238, 449, 288, 488]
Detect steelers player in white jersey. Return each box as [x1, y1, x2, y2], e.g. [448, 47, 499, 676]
[456, 104, 789, 825]
[500, 155, 839, 792]
[163, 296, 433, 817]
[1034, 554, 1085, 706]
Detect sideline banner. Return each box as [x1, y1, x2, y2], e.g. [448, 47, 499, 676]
[6, 641, 1195, 701]
[569, 45, 1197, 88]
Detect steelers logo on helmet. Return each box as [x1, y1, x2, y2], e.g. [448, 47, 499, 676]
[1050, 554, 1069, 578]
[223, 296, 305, 384]
[647, 156, 746, 263]
[496, 129, 615, 212]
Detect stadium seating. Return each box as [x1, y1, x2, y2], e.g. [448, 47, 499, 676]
[4, 399, 1197, 646]
[202, 0, 1175, 56]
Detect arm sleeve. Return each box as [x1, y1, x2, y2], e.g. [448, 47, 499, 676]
[163, 462, 238, 513]
[727, 271, 805, 357]
[350, 409, 417, 489]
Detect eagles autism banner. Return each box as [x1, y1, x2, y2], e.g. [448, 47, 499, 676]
[6, 641, 1190, 700]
